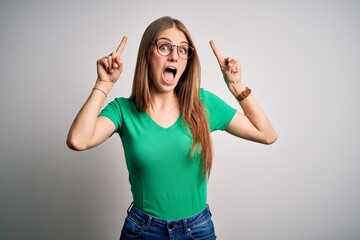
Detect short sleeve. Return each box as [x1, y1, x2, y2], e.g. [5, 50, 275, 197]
[200, 88, 237, 132]
[98, 98, 123, 133]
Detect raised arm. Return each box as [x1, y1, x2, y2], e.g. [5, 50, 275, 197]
[66, 36, 127, 150]
[209, 40, 277, 144]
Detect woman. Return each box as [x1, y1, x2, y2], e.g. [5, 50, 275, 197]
[67, 16, 277, 240]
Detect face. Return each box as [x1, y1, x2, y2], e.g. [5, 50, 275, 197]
[148, 27, 189, 94]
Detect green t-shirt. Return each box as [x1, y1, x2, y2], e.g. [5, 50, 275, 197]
[99, 88, 236, 220]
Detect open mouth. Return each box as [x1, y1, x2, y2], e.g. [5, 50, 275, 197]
[163, 67, 177, 83]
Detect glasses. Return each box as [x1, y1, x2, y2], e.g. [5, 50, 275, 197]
[154, 40, 194, 60]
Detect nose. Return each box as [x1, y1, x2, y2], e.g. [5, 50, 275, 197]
[168, 47, 178, 62]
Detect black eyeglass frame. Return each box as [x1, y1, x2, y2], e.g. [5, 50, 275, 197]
[153, 39, 195, 60]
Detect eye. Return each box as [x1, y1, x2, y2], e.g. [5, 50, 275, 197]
[178, 45, 189, 55]
[158, 42, 171, 53]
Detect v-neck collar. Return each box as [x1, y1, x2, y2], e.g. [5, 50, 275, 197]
[143, 112, 182, 130]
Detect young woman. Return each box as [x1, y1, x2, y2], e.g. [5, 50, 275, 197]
[67, 16, 277, 240]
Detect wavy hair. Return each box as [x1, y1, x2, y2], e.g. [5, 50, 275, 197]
[130, 16, 213, 177]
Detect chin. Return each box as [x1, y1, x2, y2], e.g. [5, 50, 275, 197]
[150, 83, 177, 94]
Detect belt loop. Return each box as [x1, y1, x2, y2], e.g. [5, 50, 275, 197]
[127, 202, 134, 214]
[183, 219, 188, 233]
[207, 204, 212, 216]
[144, 215, 152, 231]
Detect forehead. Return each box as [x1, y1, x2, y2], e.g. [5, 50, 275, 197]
[157, 27, 188, 43]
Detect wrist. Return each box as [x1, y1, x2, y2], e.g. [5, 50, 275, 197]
[94, 79, 114, 96]
[228, 82, 246, 97]
[228, 82, 252, 101]
[236, 87, 252, 101]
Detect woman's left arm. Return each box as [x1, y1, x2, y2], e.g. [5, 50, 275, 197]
[210, 40, 277, 144]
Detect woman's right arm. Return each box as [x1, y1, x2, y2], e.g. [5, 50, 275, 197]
[66, 37, 127, 151]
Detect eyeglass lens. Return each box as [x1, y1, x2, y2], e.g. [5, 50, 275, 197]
[156, 41, 193, 59]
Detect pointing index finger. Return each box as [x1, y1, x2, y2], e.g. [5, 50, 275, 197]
[116, 36, 127, 55]
[209, 40, 224, 64]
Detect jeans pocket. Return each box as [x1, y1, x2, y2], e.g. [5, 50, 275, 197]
[188, 217, 216, 240]
[120, 216, 143, 239]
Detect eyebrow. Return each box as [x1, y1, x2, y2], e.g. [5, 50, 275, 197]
[157, 37, 189, 45]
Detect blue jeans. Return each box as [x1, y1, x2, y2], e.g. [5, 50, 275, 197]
[120, 203, 217, 240]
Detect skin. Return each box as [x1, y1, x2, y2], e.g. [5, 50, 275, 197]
[67, 28, 277, 151]
[66, 37, 127, 150]
[210, 41, 278, 144]
[148, 28, 188, 94]
[146, 27, 188, 128]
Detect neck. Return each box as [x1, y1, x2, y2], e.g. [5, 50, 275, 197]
[149, 89, 178, 110]
[147, 89, 180, 127]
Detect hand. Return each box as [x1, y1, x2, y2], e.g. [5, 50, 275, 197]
[96, 36, 127, 84]
[209, 40, 244, 96]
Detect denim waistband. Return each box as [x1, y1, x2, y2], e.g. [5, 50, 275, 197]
[126, 203, 212, 234]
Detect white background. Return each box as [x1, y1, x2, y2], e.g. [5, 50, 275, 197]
[1, 0, 359, 239]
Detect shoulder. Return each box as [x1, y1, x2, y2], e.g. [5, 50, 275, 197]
[200, 88, 226, 105]
[111, 96, 133, 105]
[106, 97, 135, 110]
[199, 88, 237, 131]
[99, 97, 138, 133]
[200, 88, 215, 100]
[200, 88, 212, 98]
[100, 97, 138, 118]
